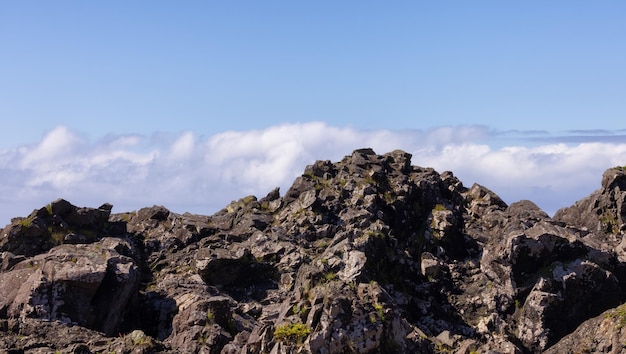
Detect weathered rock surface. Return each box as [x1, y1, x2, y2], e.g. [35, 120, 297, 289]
[1, 151, 626, 353]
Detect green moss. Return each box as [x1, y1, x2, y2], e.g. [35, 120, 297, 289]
[605, 304, 626, 329]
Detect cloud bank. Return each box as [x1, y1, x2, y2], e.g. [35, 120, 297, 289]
[2, 123, 626, 227]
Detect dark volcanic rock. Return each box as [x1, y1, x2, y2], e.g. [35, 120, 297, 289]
[2, 150, 626, 353]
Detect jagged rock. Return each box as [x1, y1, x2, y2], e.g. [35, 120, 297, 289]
[0, 237, 140, 336]
[554, 166, 626, 252]
[545, 303, 626, 353]
[2, 151, 626, 353]
[0, 199, 117, 257]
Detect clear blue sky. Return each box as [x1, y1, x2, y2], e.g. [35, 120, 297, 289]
[1, 2, 626, 225]
[2, 1, 625, 146]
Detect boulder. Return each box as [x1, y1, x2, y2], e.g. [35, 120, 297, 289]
[0, 237, 140, 335]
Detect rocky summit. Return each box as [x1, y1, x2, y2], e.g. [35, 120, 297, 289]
[1, 148, 626, 354]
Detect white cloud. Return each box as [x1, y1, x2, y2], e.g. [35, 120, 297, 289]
[1, 123, 625, 227]
[19, 126, 84, 169]
[168, 131, 195, 160]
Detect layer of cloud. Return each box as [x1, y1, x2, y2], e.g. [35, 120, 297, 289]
[2, 123, 626, 227]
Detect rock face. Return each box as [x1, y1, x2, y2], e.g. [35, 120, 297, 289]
[1, 150, 626, 353]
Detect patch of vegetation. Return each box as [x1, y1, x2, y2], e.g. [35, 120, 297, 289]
[600, 211, 620, 234]
[323, 271, 337, 282]
[18, 216, 33, 227]
[365, 230, 385, 238]
[291, 304, 309, 318]
[273, 323, 311, 345]
[605, 304, 626, 329]
[373, 303, 385, 321]
[130, 333, 151, 346]
[260, 201, 270, 211]
[363, 176, 377, 185]
[434, 342, 451, 353]
[45, 203, 53, 215]
[433, 204, 447, 212]
[242, 195, 257, 205]
[317, 240, 329, 248]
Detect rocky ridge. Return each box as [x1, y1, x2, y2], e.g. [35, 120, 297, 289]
[1, 148, 625, 353]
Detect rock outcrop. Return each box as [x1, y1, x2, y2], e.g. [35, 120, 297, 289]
[1, 150, 626, 353]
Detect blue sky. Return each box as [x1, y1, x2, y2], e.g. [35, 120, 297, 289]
[1, 2, 626, 225]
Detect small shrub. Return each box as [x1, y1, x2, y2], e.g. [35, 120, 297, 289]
[50, 231, 65, 245]
[363, 176, 377, 185]
[323, 272, 337, 281]
[365, 230, 385, 238]
[373, 303, 385, 321]
[18, 217, 33, 227]
[274, 323, 311, 345]
[433, 204, 447, 211]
